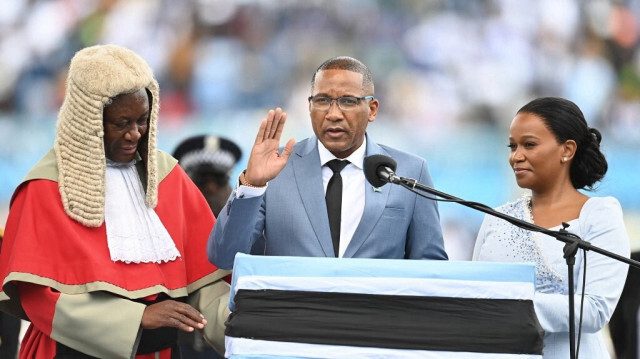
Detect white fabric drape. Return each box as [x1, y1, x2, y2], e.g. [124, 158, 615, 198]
[104, 159, 180, 264]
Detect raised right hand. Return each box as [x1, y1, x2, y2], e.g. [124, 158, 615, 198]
[244, 108, 295, 186]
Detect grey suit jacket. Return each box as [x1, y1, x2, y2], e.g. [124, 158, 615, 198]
[208, 134, 447, 269]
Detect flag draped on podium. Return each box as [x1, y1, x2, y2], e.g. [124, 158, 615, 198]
[225, 254, 544, 358]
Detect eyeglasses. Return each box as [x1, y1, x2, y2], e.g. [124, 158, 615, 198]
[308, 95, 374, 111]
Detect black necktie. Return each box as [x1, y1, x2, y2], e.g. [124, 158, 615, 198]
[325, 159, 349, 257]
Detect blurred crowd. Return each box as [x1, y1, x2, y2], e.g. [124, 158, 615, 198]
[1, 0, 640, 257]
[2, 0, 640, 132]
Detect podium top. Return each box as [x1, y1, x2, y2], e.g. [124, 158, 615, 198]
[229, 254, 536, 310]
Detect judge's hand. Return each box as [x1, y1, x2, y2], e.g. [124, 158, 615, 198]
[244, 107, 295, 186]
[141, 300, 206, 333]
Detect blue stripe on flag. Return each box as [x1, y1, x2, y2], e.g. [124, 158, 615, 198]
[230, 254, 535, 308]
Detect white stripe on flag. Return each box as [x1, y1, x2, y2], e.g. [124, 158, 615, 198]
[234, 275, 534, 300]
[226, 337, 542, 359]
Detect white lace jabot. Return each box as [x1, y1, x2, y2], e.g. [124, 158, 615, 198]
[104, 159, 181, 264]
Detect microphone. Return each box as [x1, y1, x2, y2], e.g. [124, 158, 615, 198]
[364, 154, 400, 187]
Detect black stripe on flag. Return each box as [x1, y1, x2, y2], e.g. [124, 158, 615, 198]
[227, 289, 544, 355]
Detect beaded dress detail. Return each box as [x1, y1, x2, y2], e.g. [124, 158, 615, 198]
[488, 195, 567, 293]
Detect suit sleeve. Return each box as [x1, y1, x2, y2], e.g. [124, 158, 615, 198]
[533, 198, 630, 334]
[405, 159, 448, 260]
[19, 282, 145, 359]
[208, 191, 267, 269]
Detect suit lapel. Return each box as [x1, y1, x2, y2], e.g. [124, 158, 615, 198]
[343, 135, 390, 258]
[293, 138, 334, 257]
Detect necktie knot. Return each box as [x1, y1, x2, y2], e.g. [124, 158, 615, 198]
[326, 159, 349, 174]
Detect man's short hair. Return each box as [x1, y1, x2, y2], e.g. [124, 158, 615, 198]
[311, 56, 374, 94]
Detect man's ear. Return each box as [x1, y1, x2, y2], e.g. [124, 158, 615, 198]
[368, 98, 379, 123]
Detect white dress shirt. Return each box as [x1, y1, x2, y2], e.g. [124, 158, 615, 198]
[317, 139, 366, 257]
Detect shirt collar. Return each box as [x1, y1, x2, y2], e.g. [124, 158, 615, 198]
[317, 136, 366, 170]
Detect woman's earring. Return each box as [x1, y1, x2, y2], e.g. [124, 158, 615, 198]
[562, 157, 568, 162]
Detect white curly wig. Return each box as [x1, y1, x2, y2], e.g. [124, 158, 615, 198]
[54, 44, 160, 227]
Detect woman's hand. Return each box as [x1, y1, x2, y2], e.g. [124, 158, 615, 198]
[141, 300, 207, 332]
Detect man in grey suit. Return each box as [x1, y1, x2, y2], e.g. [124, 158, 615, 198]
[208, 56, 447, 270]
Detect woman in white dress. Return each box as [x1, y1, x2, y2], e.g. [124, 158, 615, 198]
[473, 97, 630, 358]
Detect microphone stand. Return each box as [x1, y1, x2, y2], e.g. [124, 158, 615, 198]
[392, 176, 640, 359]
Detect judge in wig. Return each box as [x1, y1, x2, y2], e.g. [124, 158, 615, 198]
[0, 44, 230, 358]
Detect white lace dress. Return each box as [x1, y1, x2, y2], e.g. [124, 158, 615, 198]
[473, 196, 630, 359]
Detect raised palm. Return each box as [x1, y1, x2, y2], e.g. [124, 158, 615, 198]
[244, 108, 295, 186]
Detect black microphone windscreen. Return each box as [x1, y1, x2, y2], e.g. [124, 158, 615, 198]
[364, 154, 397, 187]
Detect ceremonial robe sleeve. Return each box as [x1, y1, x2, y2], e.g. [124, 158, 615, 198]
[19, 282, 145, 359]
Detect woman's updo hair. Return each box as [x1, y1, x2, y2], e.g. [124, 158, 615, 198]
[516, 97, 607, 190]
